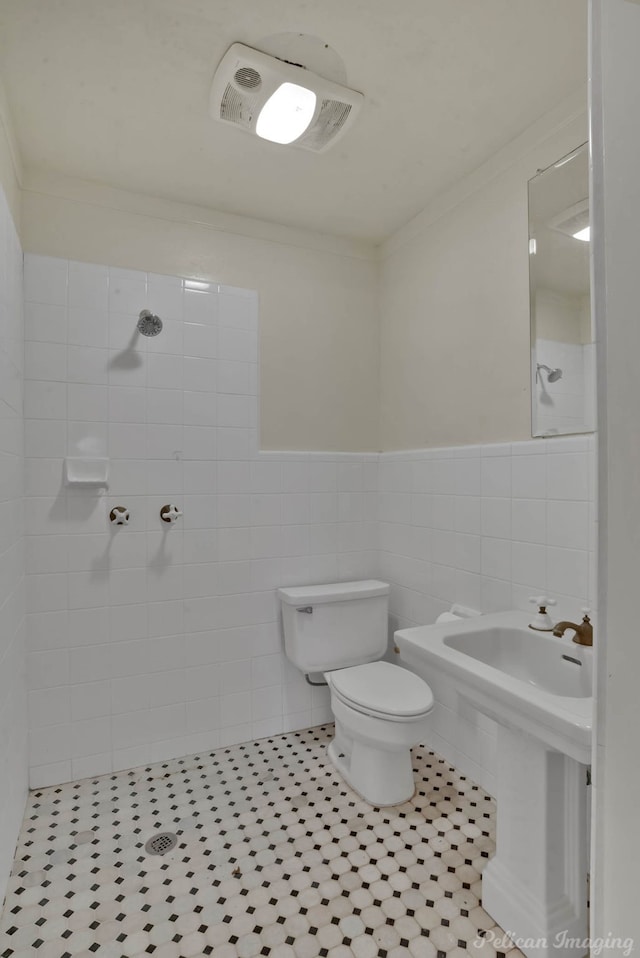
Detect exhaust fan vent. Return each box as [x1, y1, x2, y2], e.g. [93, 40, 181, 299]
[235, 66, 262, 90]
[297, 99, 353, 151]
[220, 82, 260, 126]
[210, 43, 363, 152]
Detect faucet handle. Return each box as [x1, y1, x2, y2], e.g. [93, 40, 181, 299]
[529, 595, 556, 610]
[528, 596, 556, 632]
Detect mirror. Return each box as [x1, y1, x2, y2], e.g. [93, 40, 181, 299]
[529, 142, 595, 436]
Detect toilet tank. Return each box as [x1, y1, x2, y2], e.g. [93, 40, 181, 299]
[278, 580, 390, 674]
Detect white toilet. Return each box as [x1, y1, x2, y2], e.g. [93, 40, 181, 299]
[278, 579, 433, 806]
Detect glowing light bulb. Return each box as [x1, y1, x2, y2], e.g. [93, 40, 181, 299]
[256, 83, 317, 145]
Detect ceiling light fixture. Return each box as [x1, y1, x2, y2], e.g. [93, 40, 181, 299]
[210, 43, 363, 152]
[255, 82, 317, 144]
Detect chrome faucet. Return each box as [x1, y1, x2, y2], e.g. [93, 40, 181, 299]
[552, 611, 593, 647]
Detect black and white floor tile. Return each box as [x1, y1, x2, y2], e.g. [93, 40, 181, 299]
[1, 726, 523, 958]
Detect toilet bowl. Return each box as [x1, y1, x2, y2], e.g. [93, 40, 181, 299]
[327, 660, 433, 806]
[278, 580, 434, 806]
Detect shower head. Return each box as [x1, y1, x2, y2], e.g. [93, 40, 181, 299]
[536, 363, 563, 383]
[137, 309, 163, 337]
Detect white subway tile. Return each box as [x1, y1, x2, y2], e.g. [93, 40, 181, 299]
[183, 357, 216, 392]
[68, 383, 108, 422]
[108, 273, 147, 315]
[29, 687, 71, 728]
[109, 386, 147, 423]
[481, 456, 511, 498]
[183, 289, 217, 325]
[546, 546, 589, 600]
[511, 498, 547, 545]
[147, 352, 184, 390]
[511, 541, 546, 590]
[184, 323, 217, 359]
[25, 380, 66, 420]
[217, 360, 250, 395]
[69, 306, 109, 349]
[25, 419, 66, 458]
[481, 497, 512, 540]
[148, 273, 184, 321]
[147, 318, 183, 355]
[546, 453, 589, 501]
[220, 691, 251, 727]
[25, 302, 67, 344]
[68, 261, 109, 310]
[546, 500, 590, 551]
[217, 427, 251, 460]
[218, 291, 257, 330]
[68, 345, 109, 385]
[29, 723, 72, 766]
[25, 341, 67, 382]
[70, 681, 111, 721]
[184, 390, 216, 427]
[512, 454, 546, 499]
[219, 327, 257, 364]
[481, 538, 512, 582]
[68, 421, 108, 459]
[183, 460, 217, 495]
[24, 255, 68, 306]
[71, 716, 111, 758]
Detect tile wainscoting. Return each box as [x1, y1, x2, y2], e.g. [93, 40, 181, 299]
[379, 437, 596, 794]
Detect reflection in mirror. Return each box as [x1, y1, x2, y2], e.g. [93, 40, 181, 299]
[529, 142, 595, 436]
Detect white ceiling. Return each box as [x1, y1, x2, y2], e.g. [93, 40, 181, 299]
[0, 0, 587, 243]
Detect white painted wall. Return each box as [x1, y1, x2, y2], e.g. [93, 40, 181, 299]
[0, 162, 26, 900]
[20, 173, 379, 453]
[0, 80, 21, 229]
[378, 100, 589, 451]
[590, 0, 640, 941]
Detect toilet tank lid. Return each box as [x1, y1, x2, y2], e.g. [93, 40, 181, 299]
[278, 579, 390, 606]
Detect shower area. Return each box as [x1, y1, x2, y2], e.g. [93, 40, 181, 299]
[23, 254, 378, 790]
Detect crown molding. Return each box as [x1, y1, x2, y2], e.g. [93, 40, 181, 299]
[379, 88, 588, 261]
[22, 168, 377, 263]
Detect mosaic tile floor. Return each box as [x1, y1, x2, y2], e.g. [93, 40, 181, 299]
[1, 726, 523, 958]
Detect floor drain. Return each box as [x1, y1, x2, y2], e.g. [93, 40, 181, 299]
[145, 832, 178, 856]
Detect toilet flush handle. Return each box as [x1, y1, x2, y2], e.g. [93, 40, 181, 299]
[296, 606, 313, 614]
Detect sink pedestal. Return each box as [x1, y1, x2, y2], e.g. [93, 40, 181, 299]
[482, 726, 589, 958]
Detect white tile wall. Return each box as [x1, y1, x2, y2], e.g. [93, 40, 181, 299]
[379, 435, 596, 794]
[0, 186, 27, 901]
[23, 255, 597, 800]
[24, 256, 378, 788]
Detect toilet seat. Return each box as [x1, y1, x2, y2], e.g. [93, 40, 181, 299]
[328, 661, 433, 721]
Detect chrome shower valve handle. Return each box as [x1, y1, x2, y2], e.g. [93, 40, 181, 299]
[160, 504, 183, 524]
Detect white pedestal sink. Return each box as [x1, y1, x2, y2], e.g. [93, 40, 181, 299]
[396, 611, 592, 958]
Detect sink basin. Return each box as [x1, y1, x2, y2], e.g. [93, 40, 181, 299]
[444, 625, 592, 698]
[395, 610, 593, 957]
[396, 610, 593, 763]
